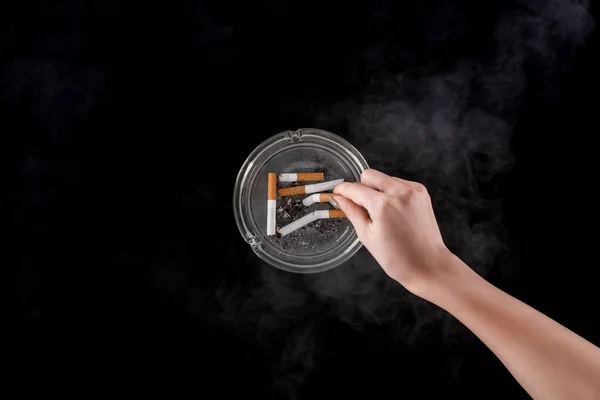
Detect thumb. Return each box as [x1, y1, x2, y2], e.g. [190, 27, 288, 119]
[331, 195, 371, 237]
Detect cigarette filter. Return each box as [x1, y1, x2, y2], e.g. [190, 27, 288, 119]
[278, 209, 346, 237]
[279, 178, 344, 197]
[302, 193, 335, 207]
[328, 209, 346, 218]
[278, 172, 324, 182]
[267, 173, 277, 236]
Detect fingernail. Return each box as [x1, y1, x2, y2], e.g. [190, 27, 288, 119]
[328, 196, 340, 209]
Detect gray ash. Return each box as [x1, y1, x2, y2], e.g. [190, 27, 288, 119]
[277, 197, 305, 222]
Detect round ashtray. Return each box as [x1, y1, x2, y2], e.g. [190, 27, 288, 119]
[233, 128, 369, 273]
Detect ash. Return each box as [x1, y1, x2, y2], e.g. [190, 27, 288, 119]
[275, 196, 342, 253]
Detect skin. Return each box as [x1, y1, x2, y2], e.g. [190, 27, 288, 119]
[333, 168, 600, 400]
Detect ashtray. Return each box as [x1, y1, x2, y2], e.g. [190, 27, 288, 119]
[233, 128, 369, 273]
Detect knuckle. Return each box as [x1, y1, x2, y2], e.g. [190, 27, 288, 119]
[413, 182, 426, 193]
[405, 186, 428, 204]
[403, 188, 416, 201]
[414, 184, 431, 200]
[360, 169, 373, 182]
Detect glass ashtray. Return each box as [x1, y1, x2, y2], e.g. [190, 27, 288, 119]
[233, 128, 369, 273]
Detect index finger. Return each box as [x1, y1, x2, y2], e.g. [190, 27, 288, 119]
[360, 169, 409, 195]
[334, 182, 382, 210]
[361, 169, 422, 193]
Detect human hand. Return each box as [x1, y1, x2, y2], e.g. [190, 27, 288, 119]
[333, 169, 462, 298]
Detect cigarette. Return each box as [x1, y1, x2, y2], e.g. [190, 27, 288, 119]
[278, 209, 346, 237]
[278, 172, 324, 182]
[302, 193, 335, 207]
[278, 179, 344, 197]
[267, 173, 277, 236]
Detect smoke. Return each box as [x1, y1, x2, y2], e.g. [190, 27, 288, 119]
[317, 0, 594, 279]
[319, 70, 513, 279]
[153, 0, 595, 397]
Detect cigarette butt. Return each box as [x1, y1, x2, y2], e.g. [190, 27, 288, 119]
[328, 209, 346, 219]
[279, 172, 324, 182]
[278, 212, 319, 236]
[279, 179, 344, 197]
[302, 193, 335, 206]
[278, 209, 345, 236]
[267, 173, 277, 235]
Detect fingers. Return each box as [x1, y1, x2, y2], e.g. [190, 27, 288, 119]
[360, 169, 395, 192]
[360, 169, 427, 196]
[393, 177, 426, 192]
[360, 169, 411, 197]
[331, 195, 370, 235]
[334, 181, 382, 209]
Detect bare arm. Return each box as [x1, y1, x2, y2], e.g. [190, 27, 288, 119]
[431, 256, 600, 399]
[334, 169, 600, 400]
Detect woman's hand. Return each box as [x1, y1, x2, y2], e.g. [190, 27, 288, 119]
[334, 169, 460, 298]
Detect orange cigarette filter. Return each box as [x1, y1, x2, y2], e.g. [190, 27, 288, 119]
[278, 185, 306, 196]
[297, 172, 324, 181]
[328, 210, 346, 218]
[268, 173, 277, 200]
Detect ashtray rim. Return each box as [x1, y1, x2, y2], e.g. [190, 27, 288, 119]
[233, 128, 369, 273]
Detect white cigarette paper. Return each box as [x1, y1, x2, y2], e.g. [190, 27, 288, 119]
[279, 173, 298, 182]
[267, 199, 276, 236]
[278, 210, 329, 237]
[302, 193, 322, 207]
[304, 179, 344, 194]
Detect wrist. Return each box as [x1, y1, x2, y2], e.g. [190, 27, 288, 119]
[411, 251, 479, 307]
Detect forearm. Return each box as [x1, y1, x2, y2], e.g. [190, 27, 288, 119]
[427, 256, 600, 400]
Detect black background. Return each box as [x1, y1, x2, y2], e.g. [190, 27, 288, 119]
[4, 0, 599, 398]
